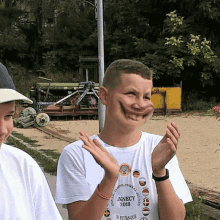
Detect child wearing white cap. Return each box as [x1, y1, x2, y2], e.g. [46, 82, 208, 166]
[0, 62, 63, 220]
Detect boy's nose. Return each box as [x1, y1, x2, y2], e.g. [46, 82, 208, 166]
[132, 97, 149, 108]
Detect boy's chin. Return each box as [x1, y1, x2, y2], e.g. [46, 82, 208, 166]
[123, 117, 148, 131]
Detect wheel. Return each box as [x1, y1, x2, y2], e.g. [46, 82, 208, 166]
[21, 107, 37, 117]
[35, 113, 50, 127]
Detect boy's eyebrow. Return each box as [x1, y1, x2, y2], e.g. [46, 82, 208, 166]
[8, 110, 15, 114]
[127, 87, 152, 95]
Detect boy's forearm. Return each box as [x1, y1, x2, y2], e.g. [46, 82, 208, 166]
[155, 179, 185, 220]
[69, 175, 118, 220]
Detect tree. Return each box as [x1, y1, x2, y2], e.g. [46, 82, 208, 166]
[140, 10, 220, 87]
[45, 0, 98, 72]
[0, 1, 28, 65]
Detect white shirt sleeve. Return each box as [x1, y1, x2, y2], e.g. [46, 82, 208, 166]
[166, 156, 193, 204]
[29, 156, 63, 220]
[151, 134, 192, 204]
[55, 144, 92, 205]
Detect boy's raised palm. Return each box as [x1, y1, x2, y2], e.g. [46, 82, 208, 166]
[151, 122, 180, 176]
[79, 131, 120, 179]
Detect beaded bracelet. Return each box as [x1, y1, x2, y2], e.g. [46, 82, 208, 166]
[96, 184, 112, 200]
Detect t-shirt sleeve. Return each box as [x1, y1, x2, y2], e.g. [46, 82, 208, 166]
[28, 158, 63, 220]
[55, 144, 92, 205]
[150, 133, 192, 204]
[165, 156, 193, 204]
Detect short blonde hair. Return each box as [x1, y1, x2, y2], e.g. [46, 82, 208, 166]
[103, 59, 153, 89]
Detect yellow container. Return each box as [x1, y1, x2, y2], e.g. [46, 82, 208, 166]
[151, 87, 182, 113]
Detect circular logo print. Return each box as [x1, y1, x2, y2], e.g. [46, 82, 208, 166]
[139, 177, 146, 186]
[143, 197, 149, 206]
[119, 163, 131, 176]
[133, 170, 140, 178]
[142, 187, 149, 196]
[142, 207, 150, 216]
[104, 209, 110, 217]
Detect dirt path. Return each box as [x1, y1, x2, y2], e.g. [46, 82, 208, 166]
[13, 115, 219, 192]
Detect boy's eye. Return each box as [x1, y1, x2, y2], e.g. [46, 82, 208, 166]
[5, 115, 14, 120]
[126, 91, 135, 95]
[144, 96, 150, 100]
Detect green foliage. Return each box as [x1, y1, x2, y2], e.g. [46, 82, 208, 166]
[5, 62, 39, 96]
[11, 131, 38, 146]
[165, 10, 184, 33]
[39, 149, 60, 160]
[182, 90, 218, 112]
[185, 196, 209, 219]
[0, 0, 220, 102]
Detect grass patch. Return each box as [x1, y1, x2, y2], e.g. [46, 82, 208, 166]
[6, 135, 58, 175]
[12, 131, 39, 146]
[39, 149, 60, 160]
[185, 195, 211, 219]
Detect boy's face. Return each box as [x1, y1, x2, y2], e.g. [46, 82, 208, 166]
[0, 101, 15, 147]
[104, 73, 154, 132]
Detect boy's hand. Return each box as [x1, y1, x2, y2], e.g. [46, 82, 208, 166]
[79, 130, 120, 179]
[151, 122, 180, 177]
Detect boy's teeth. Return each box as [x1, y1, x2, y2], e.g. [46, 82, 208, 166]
[128, 114, 138, 120]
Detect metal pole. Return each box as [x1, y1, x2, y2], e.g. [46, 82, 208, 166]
[96, 0, 105, 132]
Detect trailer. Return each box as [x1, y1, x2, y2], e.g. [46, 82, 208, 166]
[29, 81, 99, 119]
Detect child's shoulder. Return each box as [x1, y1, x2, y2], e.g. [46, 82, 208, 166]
[1, 143, 39, 167]
[2, 143, 32, 158]
[141, 131, 163, 141]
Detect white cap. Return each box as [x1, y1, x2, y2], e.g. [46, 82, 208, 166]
[0, 89, 33, 104]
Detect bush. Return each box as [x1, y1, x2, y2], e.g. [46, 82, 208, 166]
[185, 196, 210, 219]
[182, 90, 218, 112]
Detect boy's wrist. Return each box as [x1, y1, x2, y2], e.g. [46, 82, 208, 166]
[152, 168, 166, 177]
[104, 170, 119, 181]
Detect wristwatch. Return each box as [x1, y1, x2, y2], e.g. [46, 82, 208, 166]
[152, 169, 169, 182]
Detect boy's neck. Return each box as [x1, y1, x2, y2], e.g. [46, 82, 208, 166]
[98, 129, 142, 148]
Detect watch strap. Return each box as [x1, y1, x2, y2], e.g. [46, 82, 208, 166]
[152, 169, 169, 182]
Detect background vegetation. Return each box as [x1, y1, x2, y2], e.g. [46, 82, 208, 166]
[1, 0, 220, 111]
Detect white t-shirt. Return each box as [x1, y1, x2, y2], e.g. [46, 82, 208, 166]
[0, 143, 62, 220]
[55, 132, 192, 219]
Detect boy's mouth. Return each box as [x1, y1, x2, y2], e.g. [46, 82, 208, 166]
[120, 103, 148, 120]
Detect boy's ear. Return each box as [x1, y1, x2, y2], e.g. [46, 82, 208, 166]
[99, 86, 108, 105]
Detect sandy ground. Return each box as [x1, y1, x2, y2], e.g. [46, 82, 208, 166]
[13, 115, 220, 192]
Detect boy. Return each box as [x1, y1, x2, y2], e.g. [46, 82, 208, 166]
[55, 59, 192, 220]
[0, 62, 63, 219]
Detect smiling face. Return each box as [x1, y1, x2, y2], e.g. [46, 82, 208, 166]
[101, 73, 154, 133]
[0, 101, 15, 147]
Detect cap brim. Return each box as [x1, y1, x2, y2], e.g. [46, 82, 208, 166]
[0, 89, 33, 104]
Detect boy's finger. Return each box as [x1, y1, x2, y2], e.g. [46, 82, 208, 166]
[167, 123, 180, 140]
[80, 135, 94, 148]
[79, 130, 90, 139]
[166, 129, 178, 146]
[170, 122, 180, 137]
[79, 130, 94, 145]
[93, 138, 102, 147]
[93, 139, 108, 153]
[82, 144, 99, 159]
[166, 138, 177, 155]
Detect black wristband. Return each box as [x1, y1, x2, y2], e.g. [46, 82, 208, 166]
[152, 169, 169, 182]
